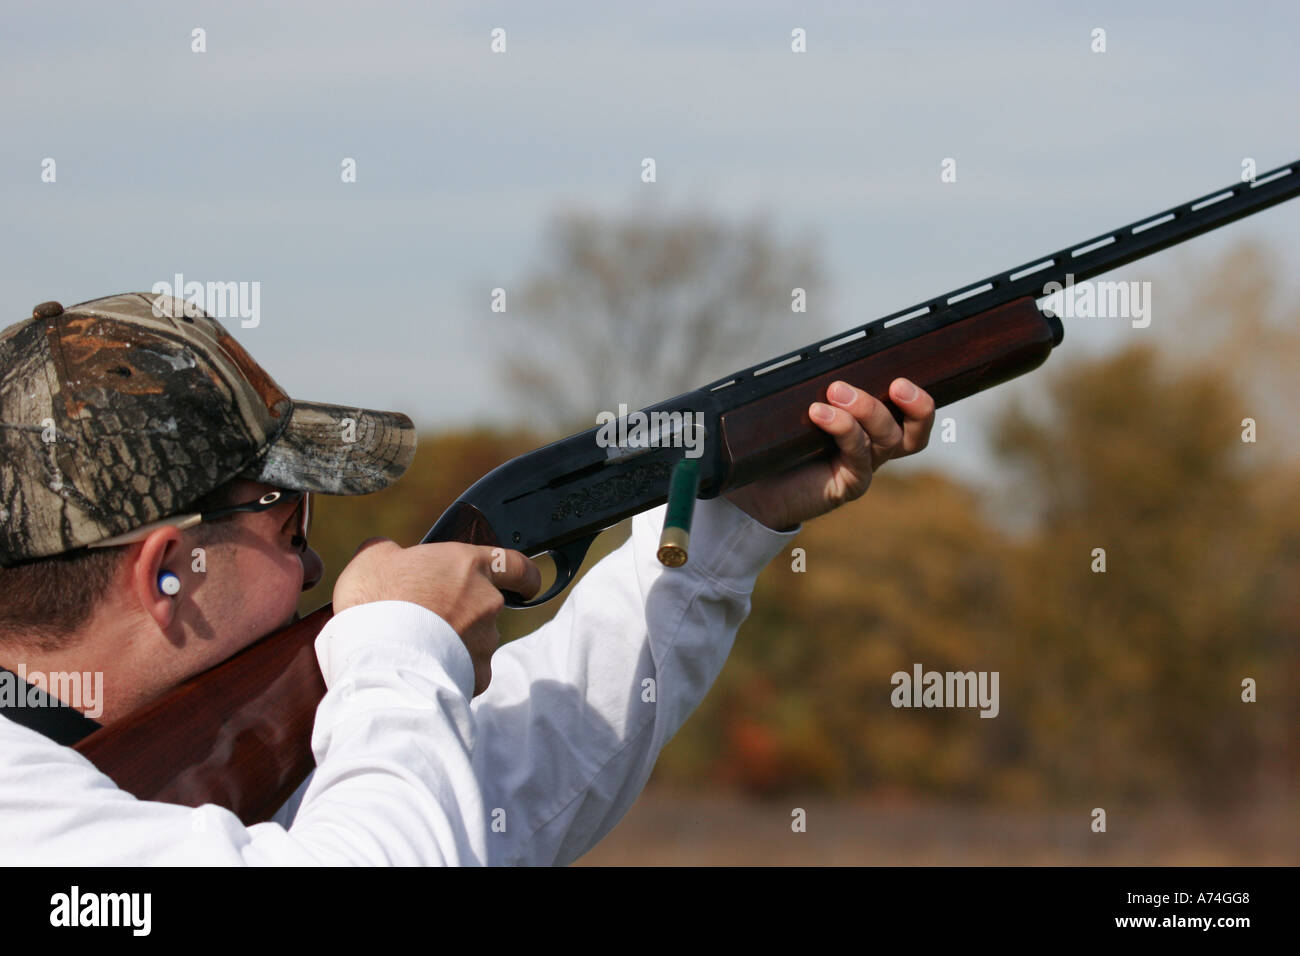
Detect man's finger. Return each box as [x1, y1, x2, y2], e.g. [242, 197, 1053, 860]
[810, 400, 872, 480]
[825, 381, 903, 469]
[480, 547, 543, 599]
[888, 378, 935, 456]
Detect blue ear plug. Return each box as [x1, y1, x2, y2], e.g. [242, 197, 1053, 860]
[158, 571, 181, 596]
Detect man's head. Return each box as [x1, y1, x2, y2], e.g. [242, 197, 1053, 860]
[0, 477, 318, 643]
[0, 293, 415, 720]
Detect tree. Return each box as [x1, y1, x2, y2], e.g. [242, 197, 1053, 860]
[496, 205, 827, 431]
[1155, 240, 1300, 462]
[655, 246, 1300, 812]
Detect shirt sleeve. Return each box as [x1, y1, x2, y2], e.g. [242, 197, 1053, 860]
[470, 495, 798, 866]
[0, 601, 489, 866]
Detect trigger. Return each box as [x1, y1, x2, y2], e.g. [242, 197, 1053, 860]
[502, 533, 598, 609]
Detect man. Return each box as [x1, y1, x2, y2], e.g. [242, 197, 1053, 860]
[0, 292, 935, 865]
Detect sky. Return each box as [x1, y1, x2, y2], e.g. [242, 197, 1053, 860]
[3, 0, 1298, 484]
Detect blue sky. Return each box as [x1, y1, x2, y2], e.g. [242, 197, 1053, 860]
[3, 0, 1298, 483]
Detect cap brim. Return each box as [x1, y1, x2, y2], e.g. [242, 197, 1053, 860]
[239, 400, 417, 495]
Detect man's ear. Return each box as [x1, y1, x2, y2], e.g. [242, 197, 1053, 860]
[128, 526, 185, 632]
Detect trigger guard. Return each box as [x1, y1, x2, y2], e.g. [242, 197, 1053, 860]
[502, 534, 597, 609]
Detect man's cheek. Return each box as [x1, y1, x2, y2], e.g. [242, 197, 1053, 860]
[274, 555, 305, 620]
[238, 553, 301, 629]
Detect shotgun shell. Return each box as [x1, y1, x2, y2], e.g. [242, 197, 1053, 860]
[657, 457, 701, 567]
[657, 526, 690, 567]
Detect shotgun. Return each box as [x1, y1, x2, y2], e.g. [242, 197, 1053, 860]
[76, 159, 1300, 824]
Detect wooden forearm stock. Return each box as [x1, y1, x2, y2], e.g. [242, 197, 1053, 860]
[73, 297, 1054, 824]
[720, 298, 1054, 487]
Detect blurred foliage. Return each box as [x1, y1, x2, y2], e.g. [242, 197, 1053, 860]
[301, 341, 1299, 810]
[300, 241, 1298, 813]
[654, 343, 1300, 809]
[494, 205, 828, 431]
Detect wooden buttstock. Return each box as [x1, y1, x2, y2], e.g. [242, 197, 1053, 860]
[718, 297, 1056, 488]
[75, 605, 333, 825]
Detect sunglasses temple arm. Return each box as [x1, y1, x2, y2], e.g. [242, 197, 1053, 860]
[87, 513, 203, 549]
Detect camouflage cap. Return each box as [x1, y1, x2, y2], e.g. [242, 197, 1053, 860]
[0, 292, 416, 565]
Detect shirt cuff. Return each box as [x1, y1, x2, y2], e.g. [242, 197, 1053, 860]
[314, 601, 476, 700]
[638, 495, 800, 595]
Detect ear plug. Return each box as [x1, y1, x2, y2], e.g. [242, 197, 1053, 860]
[158, 571, 181, 596]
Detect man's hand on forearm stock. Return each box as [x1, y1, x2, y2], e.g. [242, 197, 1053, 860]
[723, 377, 936, 532]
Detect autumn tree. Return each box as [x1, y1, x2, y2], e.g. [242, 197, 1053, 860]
[655, 245, 1299, 814]
[495, 205, 827, 431]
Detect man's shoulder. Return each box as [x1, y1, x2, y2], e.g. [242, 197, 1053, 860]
[0, 712, 119, 812]
[0, 710, 93, 772]
[0, 712, 236, 866]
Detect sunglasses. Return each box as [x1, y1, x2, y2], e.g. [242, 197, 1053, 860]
[89, 489, 313, 553]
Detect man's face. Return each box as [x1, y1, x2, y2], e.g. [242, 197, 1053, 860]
[178, 478, 324, 671]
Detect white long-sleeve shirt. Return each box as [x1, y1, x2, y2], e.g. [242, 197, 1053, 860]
[0, 497, 796, 865]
